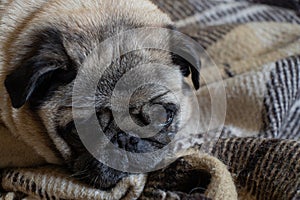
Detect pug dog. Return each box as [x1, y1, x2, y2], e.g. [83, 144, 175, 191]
[0, 0, 200, 189]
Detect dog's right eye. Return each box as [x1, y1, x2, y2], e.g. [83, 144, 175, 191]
[97, 109, 113, 131]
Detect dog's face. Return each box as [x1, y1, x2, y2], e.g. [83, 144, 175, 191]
[3, 2, 200, 190]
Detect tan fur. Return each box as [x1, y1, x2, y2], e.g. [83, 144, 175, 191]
[0, 0, 174, 167]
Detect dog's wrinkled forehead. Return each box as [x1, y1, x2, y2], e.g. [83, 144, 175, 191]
[61, 20, 173, 65]
[73, 46, 182, 109]
[62, 24, 181, 96]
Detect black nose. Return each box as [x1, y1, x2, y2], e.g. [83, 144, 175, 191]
[110, 132, 141, 152]
[110, 132, 164, 153]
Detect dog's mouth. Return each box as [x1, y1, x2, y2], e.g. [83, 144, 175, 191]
[96, 102, 178, 153]
[57, 102, 179, 189]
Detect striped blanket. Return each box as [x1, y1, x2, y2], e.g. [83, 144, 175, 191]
[1, 0, 300, 199]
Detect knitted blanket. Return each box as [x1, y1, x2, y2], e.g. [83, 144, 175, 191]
[1, 0, 300, 199]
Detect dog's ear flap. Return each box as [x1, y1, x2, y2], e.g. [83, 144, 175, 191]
[5, 61, 60, 109]
[168, 25, 201, 90]
[171, 52, 200, 90]
[5, 29, 76, 108]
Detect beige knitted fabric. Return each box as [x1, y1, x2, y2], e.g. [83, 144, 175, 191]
[1, 167, 147, 200]
[1, 153, 237, 200]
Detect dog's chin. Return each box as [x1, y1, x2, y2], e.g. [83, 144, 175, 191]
[60, 121, 176, 189]
[72, 153, 128, 190]
[70, 136, 171, 190]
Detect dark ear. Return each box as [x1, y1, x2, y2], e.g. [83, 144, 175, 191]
[5, 28, 76, 108]
[171, 52, 201, 90]
[168, 25, 201, 90]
